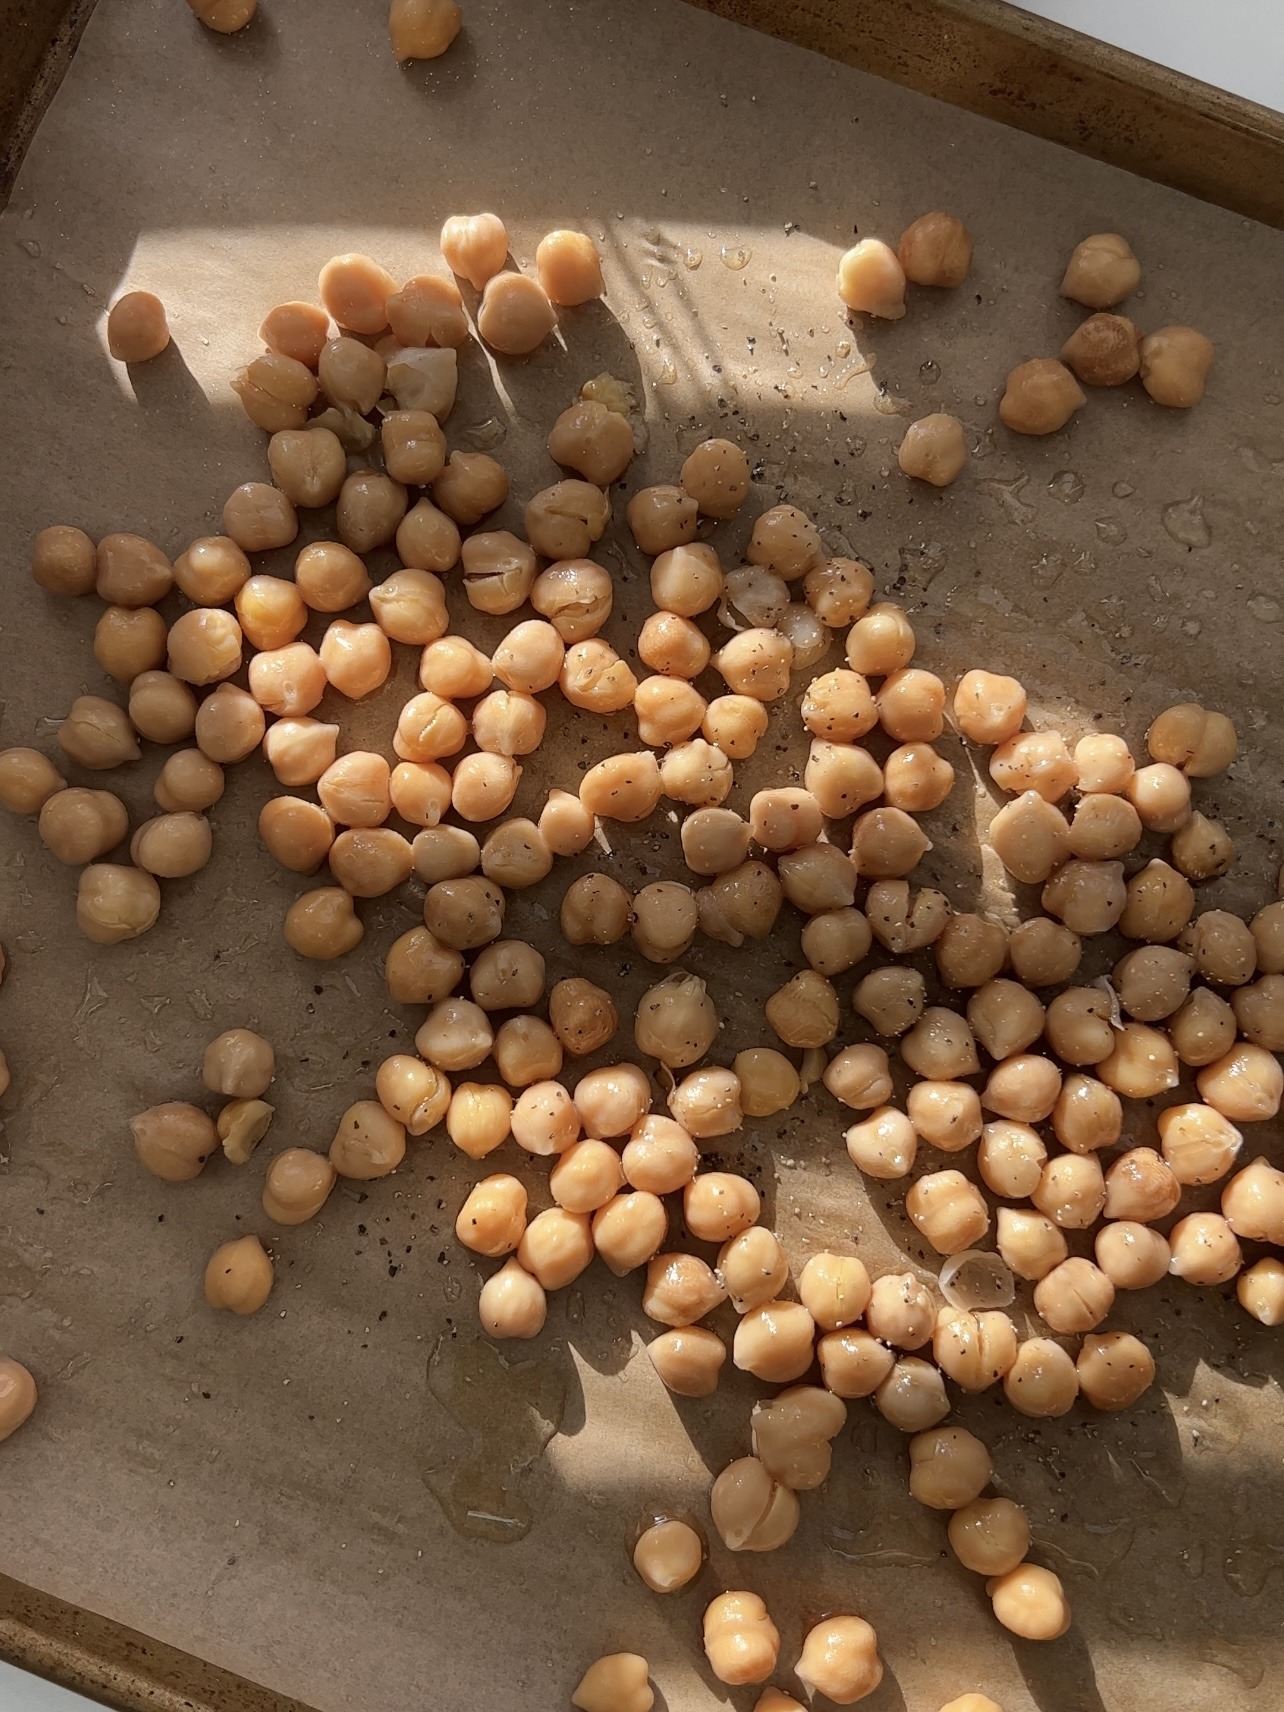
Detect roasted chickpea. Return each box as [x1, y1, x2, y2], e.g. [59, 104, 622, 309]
[968, 979, 1045, 1060]
[1003, 1338, 1078, 1418]
[1094, 1220, 1170, 1290]
[836, 238, 906, 319]
[948, 1497, 1030, 1576]
[1032, 1152, 1105, 1228]
[31, 523, 96, 596]
[906, 1080, 983, 1152]
[996, 1207, 1067, 1281]
[1139, 326, 1215, 408]
[283, 887, 363, 959]
[1061, 312, 1141, 385]
[76, 863, 160, 943]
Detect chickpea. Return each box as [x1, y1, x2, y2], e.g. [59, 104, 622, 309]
[682, 1173, 759, 1245]
[948, 1497, 1030, 1577]
[897, 210, 972, 286]
[635, 613, 707, 683]
[152, 749, 223, 816]
[260, 1150, 337, 1228]
[1238, 1258, 1284, 1327]
[475, 1258, 546, 1341]
[165, 610, 243, 690]
[221, 483, 297, 554]
[1009, 916, 1082, 987]
[1032, 1151, 1105, 1228]
[803, 907, 873, 975]
[743, 790, 819, 857]
[994, 733, 1078, 805]
[632, 677, 704, 749]
[465, 940, 544, 1016]
[384, 928, 459, 1008]
[1051, 1073, 1122, 1153]
[493, 1014, 561, 1088]
[312, 753, 388, 829]
[77, 864, 160, 944]
[984, 791, 1068, 885]
[999, 359, 1085, 435]
[477, 819, 551, 892]
[978, 1120, 1046, 1198]
[643, 545, 721, 626]
[0, 749, 65, 817]
[212, 1098, 276, 1166]
[1003, 1337, 1078, 1418]
[371, 1056, 448, 1137]
[845, 1106, 918, 1178]
[94, 535, 170, 609]
[232, 351, 318, 432]
[389, 503, 457, 577]
[545, 400, 632, 489]
[739, 507, 819, 585]
[934, 1306, 1018, 1392]
[129, 812, 210, 879]
[314, 336, 383, 416]
[391, 695, 465, 769]
[1072, 1331, 1156, 1414]
[864, 1273, 933, 1349]
[836, 238, 906, 319]
[875, 1357, 949, 1431]
[516, 1207, 594, 1289]
[93, 605, 167, 682]
[442, 1083, 509, 1159]
[436, 212, 507, 289]
[1060, 311, 1141, 386]
[1097, 1020, 1179, 1100]
[234, 575, 306, 654]
[328, 1099, 406, 1181]
[129, 1100, 216, 1181]
[451, 753, 521, 823]
[805, 740, 883, 819]
[674, 811, 744, 883]
[843, 606, 912, 679]
[632, 1518, 704, 1595]
[767, 971, 840, 1051]
[647, 1325, 726, 1394]
[593, 1190, 667, 1275]
[983, 1054, 1062, 1125]
[256, 302, 329, 368]
[749, 1387, 846, 1490]
[285, 543, 368, 617]
[669, 1066, 743, 1138]
[792, 1616, 882, 1706]
[967, 979, 1044, 1060]
[909, 1425, 992, 1510]
[284, 887, 363, 959]
[1114, 946, 1194, 1022]
[996, 1207, 1068, 1281]
[105, 288, 170, 362]
[1152, 1103, 1239, 1190]
[1169, 1212, 1242, 1285]
[453, 1175, 526, 1258]
[1033, 1256, 1115, 1334]
[476, 271, 557, 356]
[642, 1248, 726, 1320]
[1232, 973, 1284, 1052]
[560, 639, 638, 713]
[703, 1591, 781, 1688]
[54, 695, 139, 770]
[906, 1171, 990, 1255]
[570, 1654, 653, 1712]
[1171, 812, 1235, 882]
[898, 413, 968, 486]
[805, 557, 874, 628]
[710, 1456, 800, 1553]
[415, 994, 493, 1072]
[622, 1116, 697, 1195]
[524, 490, 610, 572]
[198, 1234, 273, 1318]
[131, 671, 201, 746]
[934, 916, 1007, 992]
[1222, 1157, 1284, 1243]
[634, 972, 718, 1067]
[1070, 794, 1144, 864]
[629, 881, 696, 963]
[385, 272, 467, 347]
[816, 1328, 893, 1398]
[1041, 858, 1126, 935]
[532, 793, 592, 863]
[1177, 915, 1255, 995]
[1094, 1220, 1170, 1290]
[881, 742, 953, 813]
[988, 1563, 1071, 1642]
[410, 829, 477, 889]
[1061, 230, 1140, 308]
[329, 827, 414, 897]
[850, 807, 932, 879]
[334, 472, 406, 555]
[580, 751, 661, 822]
[422, 876, 503, 955]
[900, 1007, 980, 1079]
[387, 761, 450, 829]
[1251, 901, 1284, 972]
[873, 671, 943, 745]
[32, 523, 96, 596]
[1123, 765, 1191, 839]
[528, 563, 611, 649]
[314, 252, 394, 333]
[715, 628, 794, 702]
[907, 1081, 983, 1152]
[734, 1300, 816, 1384]
[561, 874, 632, 945]
[1139, 326, 1215, 408]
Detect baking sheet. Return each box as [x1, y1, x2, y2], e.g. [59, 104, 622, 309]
[1, 2, 1282, 1709]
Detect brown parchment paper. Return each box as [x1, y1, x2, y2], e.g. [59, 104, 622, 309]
[1, 2, 1283, 1710]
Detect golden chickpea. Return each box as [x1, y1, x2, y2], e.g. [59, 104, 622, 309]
[635, 613, 706, 683]
[657, 739, 730, 807]
[1061, 311, 1141, 385]
[805, 556, 874, 627]
[978, 1120, 1046, 1198]
[328, 1099, 406, 1181]
[76, 862, 160, 943]
[1000, 359, 1085, 434]
[1124, 763, 1192, 836]
[875, 1356, 950, 1431]
[316, 253, 395, 333]
[337, 472, 407, 554]
[1139, 325, 1215, 408]
[794, 1616, 882, 1705]
[283, 886, 363, 959]
[712, 628, 793, 703]
[988, 1563, 1071, 1642]
[622, 485, 696, 558]
[733, 1300, 816, 1384]
[579, 750, 662, 823]
[632, 1518, 704, 1596]
[764, 971, 838, 1052]
[528, 562, 611, 647]
[703, 1591, 781, 1688]
[850, 806, 932, 878]
[934, 915, 1006, 991]
[934, 1306, 1018, 1391]
[865, 1272, 934, 1349]
[439, 212, 507, 288]
[593, 1190, 668, 1276]
[289, 543, 365, 617]
[983, 1054, 1062, 1125]
[1222, 1157, 1284, 1243]
[788, 1257, 866, 1336]
[451, 753, 520, 822]
[561, 873, 632, 945]
[316, 752, 391, 828]
[478, 1259, 547, 1340]
[1003, 1338, 1078, 1418]
[93, 605, 167, 682]
[487, 621, 561, 698]
[373, 1056, 450, 1137]
[235, 575, 306, 654]
[1094, 1220, 1170, 1290]
[202, 1233, 273, 1316]
[1169, 1212, 1242, 1284]
[898, 210, 972, 286]
[32, 523, 96, 596]
[948, 1497, 1030, 1576]
[630, 677, 703, 749]
[1032, 1151, 1105, 1228]
[1051, 1073, 1122, 1153]
[967, 979, 1045, 1060]
[1251, 901, 1284, 972]
[845, 1106, 917, 1178]
[155, 748, 224, 814]
[900, 1007, 980, 1078]
[668, 1066, 743, 1138]
[455, 1174, 526, 1258]
[1061, 230, 1140, 307]
[909, 1425, 992, 1510]
[898, 413, 968, 486]
[907, 1080, 983, 1151]
[384, 925, 459, 1005]
[444, 1083, 510, 1159]
[518, 1206, 595, 1288]
[616, 1117, 696, 1198]
[803, 907, 873, 976]
[130, 810, 211, 878]
[130, 1100, 216, 1180]
[804, 740, 883, 819]
[647, 1325, 726, 1393]
[1033, 1256, 1115, 1334]
[532, 229, 604, 307]
[259, 1149, 336, 1227]
[996, 1207, 1067, 1280]
[836, 238, 906, 318]
[1238, 1258, 1284, 1327]
[1069, 793, 1143, 863]
[0, 749, 65, 817]
[232, 351, 318, 432]
[476, 271, 557, 356]
[221, 483, 297, 554]
[386, 273, 467, 347]
[105, 288, 170, 362]
[743, 789, 818, 857]
[536, 790, 593, 859]
[388, 761, 451, 828]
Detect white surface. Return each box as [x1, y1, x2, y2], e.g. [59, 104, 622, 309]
[1013, 0, 1284, 110]
[0, 1663, 102, 1712]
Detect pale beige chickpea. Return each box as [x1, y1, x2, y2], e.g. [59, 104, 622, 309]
[633, 675, 706, 746]
[1042, 858, 1126, 935]
[714, 628, 794, 703]
[1180, 909, 1257, 986]
[293, 541, 370, 615]
[574, 1064, 652, 1140]
[1094, 1220, 1170, 1290]
[1222, 1157, 1284, 1243]
[317, 253, 395, 334]
[561, 873, 631, 945]
[1061, 230, 1140, 308]
[907, 1080, 983, 1152]
[165, 609, 242, 688]
[1068, 792, 1143, 862]
[375, 1055, 450, 1136]
[478, 1258, 547, 1340]
[794, 1616, 883, 1705]
[900, 1007, 980, 1078]
[446, 1083, 512, 1159]
[849, 968, 922, 1040]
[1139, 326, 1215, 408]
[978, 1120, 1046, 1198]
[592, 1191, 668, 1276]
[560, 639, 638, 712]
[1171, 811, 1235, 882]
[202, 1234, 274, 1316]
[845, 603, 914, 676]
[452, 753, 522, 822]
[509, 1081, 580, 1157]
[805, 557, 874, 628]
[874, 668, 944, 742]
[389, 761, 453, 828]
[455, 1174, 527, 1257]
[518, 1206, 595, 1288]
[493, 1014, 563, 1086]
[1126, 763, 1192, 835]
[967, 979, 1045, 1060]
[699, 861, 783, 944]
[31, 523, 96, 596]
[948, 1497, 1030, 1576]
[804, 740, 883, 819]
[440, 212, 508, 288]
[845, 1106, 918, 1178]
[317, 335, 384, 414]
[95, 532, 172, 607]
[128, 672, 197, 746]
[193, 684, 264, 763]
[906, 1170, 990, 1254]
[57, 695, 140, 769]
[684, 1172, 759, 1244]
[909, 1425, 992, 1510]
[1119, 858, 1195, 943]
[412, 825, 479, 883]
[580, 751, 662, 822]
[898, 413, 968, 485]
[394, 694, 468, 765]
[623, 1115, 699, 1195]
[1033, 1256, 1115, 1334]
[1157, 1102, 1242, 1185]
[988, 1563, 1071, 1642]
[149, 532, 248, 607]
[317, 752, 391, 828]
[490, 619, 563, 696]
[525, 484, 611, 565]
[777, 845, 857, 917]
[1061, 311, 1141, 386]
[329, 1099, 407, 1181]
[423, 874, 505, 951]
[547, 400, 634, 487]
[131, 811, 212, 878]
[1234, 973, 1284, 1051]
[221, 483, 297, 554]
[768, 970, 841, 1051]
[875, 1356, 950, 1431]
[1114, 946, 1195, 1022]
[393, 501, 460, 575]
[386, 272, 467, 346]
[1251, 901, 1284, 972]
[1099, 1020, 1180, 1099]
[983, 1054, 1062, 1125]
[1000, 359, 1085, 434]
[1169, 1212, 1242, 1284]
[260, 1149, 336, 1227]
[803, 907, 873, 975]
[93, 605, 167, 681]
[1009, 916, 1082, 986]
[232, 352, 318, 431]
[624, 485, 696, 558]
[649, 540, 722, 617]
[1003, 1337, 1079, 1418]
[647, 1325, 726, 1393]
[836, 238, 906, 319]
[936, 915, 1008, 991]
[702, 1591, 781, 1689]
[865, 1272, 934, 1348]
[1051, 1073, 1122, 1153]
[660, 738, 733, 808]
[637, 610, 709, 680]
[986, 792, 1070, 886]
[992, 731, 1077, 802]
[283, 887, 363, 959]
[816, 1328, 894, 1397]
[733, 1300, 816, 1384]
[668, 1066, 743, 1138]
[416, 996, 494, 1072]
[384, 923, 462, 1004]
[796, 1254, 870, 1332]
[898, 210, 973, 285]
[105, 289, 169, 361]
[155, 748, 224, 814]
[996, 1207, 1068, 1280]
[632, 881, 698, 963]
[329, 827, 414, 897]
[634, 973, 719, 1068]
[476, 271, 557, 356]
[714, 1229, 787, 1313]
[130, 1100, 216, 1180]
[1072, 1332, 1155, 1414]
[850, 807, 932, 879]
[800, 670, 878, 746]
[531, 559, 614, 645]
[883, 742, 955, 812]
[539, 790, 595, 857]
[236, 575, 307, 652]
[480, 818, 553, 889]
[469, 939, 546, 1012]
[1238, 1258, 1284, 1326]
[337, 472, 407, 554]
[934, 1307, 1018, 1392]
[632, 1519, 704, 1593]
[744, 788, 820, 854]
[740, 506, 820, 585]
[1032, 1151, 1106, 1228]
[0, 749, 65, 817]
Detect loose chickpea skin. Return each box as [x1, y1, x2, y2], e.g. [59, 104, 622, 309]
[1051, 1073, 1122, 1153]
[284, 887, 363, 959]
[32, 523, 96, 596]
[479, 1258, 547, 1340]
[1140, 326, 1215, 408]
[1061, 312, 1141, 386]
[1238, 1258, 1284, 1326]
[38, 788, 129, 865]
[1222, 1157, 1284, 1243]
[968, 979, 1045, 1060]
[1003, 1337, 1079, 1418]
[1032, 1152, 1106, 1228]
[907, 1080, 983, 1151]
[997, 1208, 1067, 1281]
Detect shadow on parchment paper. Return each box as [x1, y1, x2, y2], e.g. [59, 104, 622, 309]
[126, 340, 218, 424]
